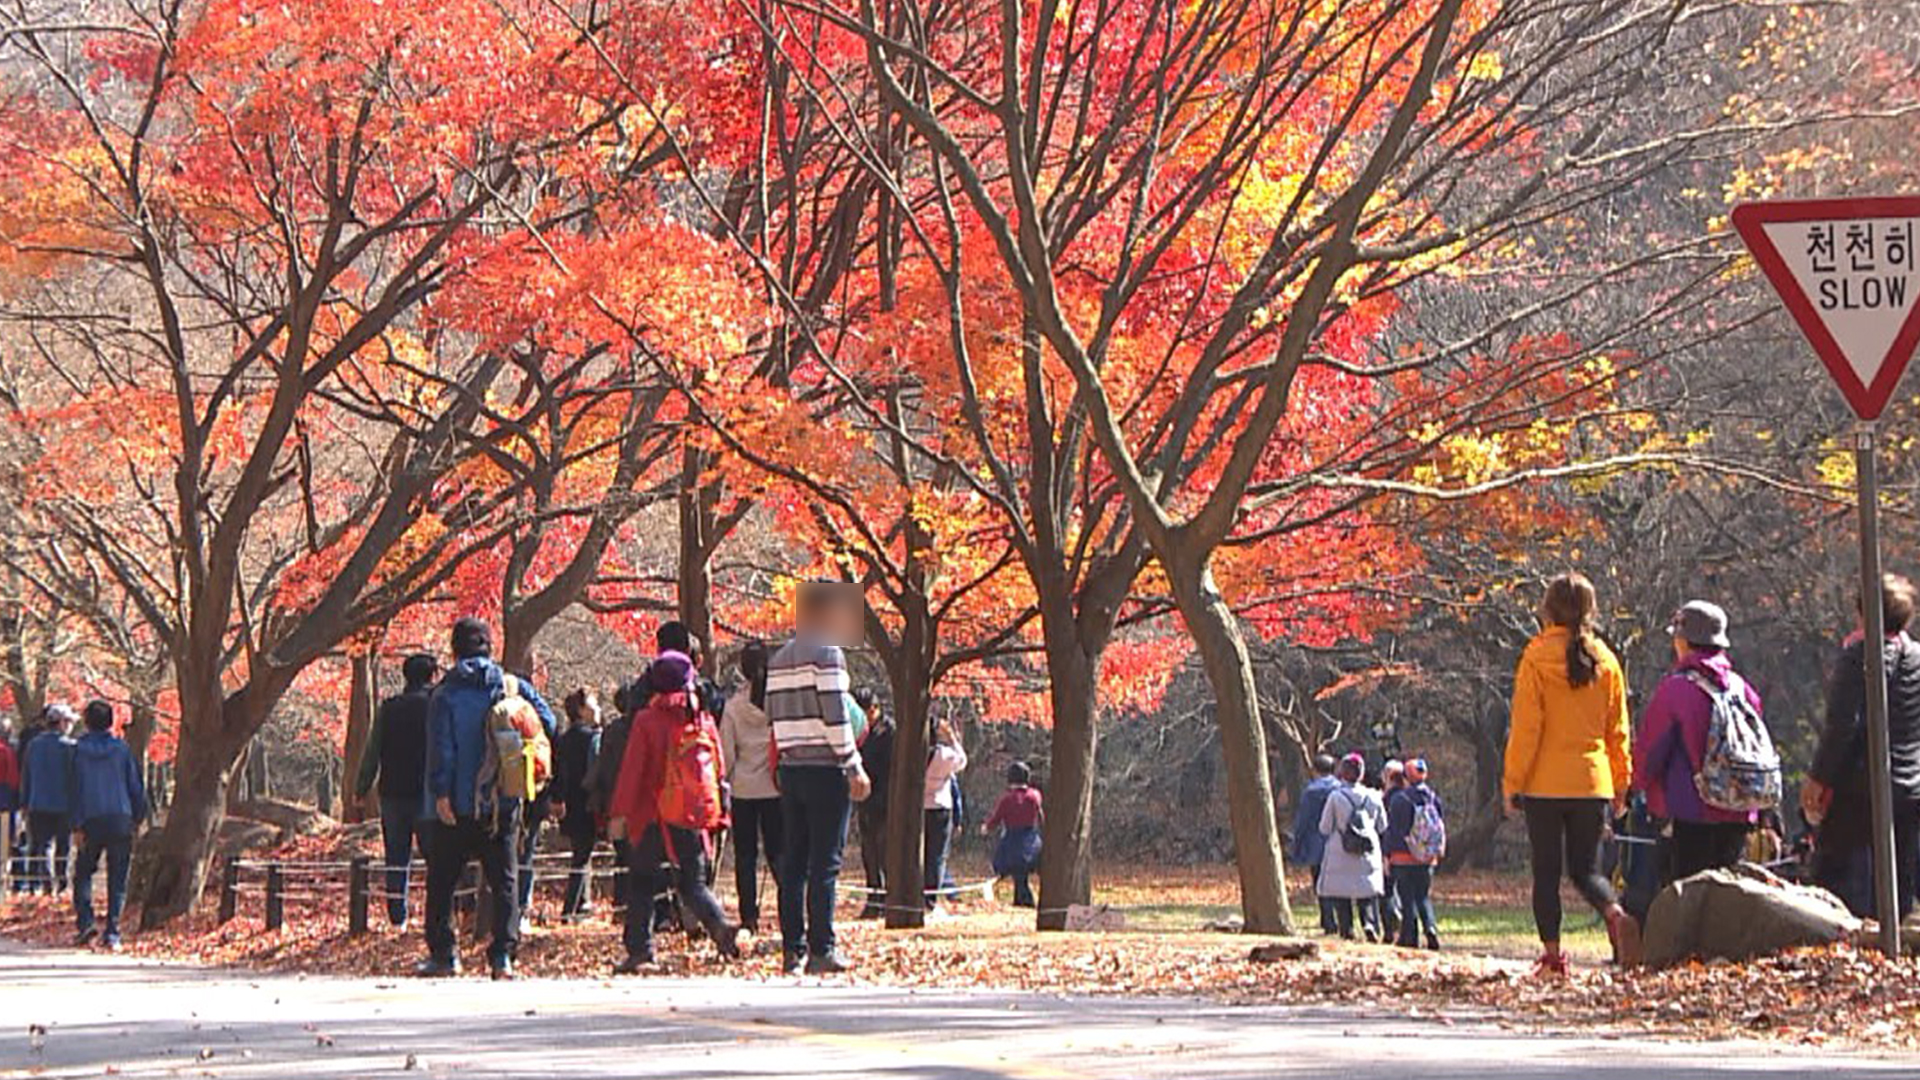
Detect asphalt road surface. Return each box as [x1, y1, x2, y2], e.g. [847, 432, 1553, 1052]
[0, 941, 1903, 1078]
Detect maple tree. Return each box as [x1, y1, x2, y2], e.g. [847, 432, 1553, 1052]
[0, 0, 756, 924]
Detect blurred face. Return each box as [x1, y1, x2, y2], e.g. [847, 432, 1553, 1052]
[796, 582, 866, 648]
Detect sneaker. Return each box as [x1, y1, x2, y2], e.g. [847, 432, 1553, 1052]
[516, 916, 533, 937]
[1606, 908, 1643, 968]
[1425, 935, 1442, 952]
[490, 958, 516, 982]
[74, 926, 100, 948]
[1531, 952, 1570, 979]
[613, 952, 656, 976]
[414, 956, 461, 978]
[102, 934, 123, 953]
[781, 950, 805, 975]
[804, 951, 852, 976]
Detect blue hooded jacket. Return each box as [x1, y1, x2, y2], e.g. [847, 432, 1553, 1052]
[23, 732, 76, 815]
[427, 657, 557, 817]
[68, 731, 148, 837]
[1290, 773, 1339, 868]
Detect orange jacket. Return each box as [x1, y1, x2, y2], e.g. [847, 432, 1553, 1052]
[1504, 627, 1631, 801]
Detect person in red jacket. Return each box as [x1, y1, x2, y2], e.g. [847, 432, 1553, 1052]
[608, 651, 741, 973]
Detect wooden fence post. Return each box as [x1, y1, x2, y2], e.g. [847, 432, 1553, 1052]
[265, 861, 284, 932]
[218, 858, 239, 924]
[348, 856, 370, 936]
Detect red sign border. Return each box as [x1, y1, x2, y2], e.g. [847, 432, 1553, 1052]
[1732, 196, 1920, 421]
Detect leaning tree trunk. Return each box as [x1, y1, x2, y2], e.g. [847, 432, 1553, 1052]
[677, 450, 719, 675]
[340, 653, 377, 824]
[1169, 557, 1292, 935]
[140, 707, 256, 927]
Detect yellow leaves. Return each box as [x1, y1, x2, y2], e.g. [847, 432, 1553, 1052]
[1816, 447, 1856, 491]
[1464, 51, 1504, 83]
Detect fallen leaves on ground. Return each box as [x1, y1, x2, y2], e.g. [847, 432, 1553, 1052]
[5, 886, 1916, 1052]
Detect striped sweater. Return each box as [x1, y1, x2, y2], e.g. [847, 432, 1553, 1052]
[767, 639, 863, 773]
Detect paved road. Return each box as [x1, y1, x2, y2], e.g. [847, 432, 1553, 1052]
[0, 941, 1902, 1078]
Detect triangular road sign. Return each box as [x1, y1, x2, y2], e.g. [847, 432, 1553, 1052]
[1732, 196, 1920, 420]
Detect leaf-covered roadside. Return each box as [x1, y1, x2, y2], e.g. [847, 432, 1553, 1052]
[4, 897, 1915, 1053]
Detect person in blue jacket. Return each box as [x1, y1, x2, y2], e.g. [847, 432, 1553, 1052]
[22, 704, 78, 895]
[1290, 754, 1340, 934]
[67, 700, 148, 950]
[418, 617, 556, 981]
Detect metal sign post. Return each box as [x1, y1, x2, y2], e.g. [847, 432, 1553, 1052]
[1855, 423, 1902, 957]
[1734, 196, 1920, 955]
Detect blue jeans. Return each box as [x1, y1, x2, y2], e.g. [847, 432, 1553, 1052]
[73, 830, 132, 939]
[380, 794, 430, 925]
[27, 811, 71, 894]
[1391, 863, 1439, 946]
[778, 767, 851, 958]
[923, 809, 952, 909]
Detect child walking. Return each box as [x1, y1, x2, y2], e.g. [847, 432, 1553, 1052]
[985, 762, 1044, 907]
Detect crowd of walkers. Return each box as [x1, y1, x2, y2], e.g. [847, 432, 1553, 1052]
[6, 566, 1913, 977]
[1501, 571, 1920, 975]
[335, 588, 1043, 979]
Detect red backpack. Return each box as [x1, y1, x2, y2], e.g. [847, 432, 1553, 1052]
[657, 710, 726, 831]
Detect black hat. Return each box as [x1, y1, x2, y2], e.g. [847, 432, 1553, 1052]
[451, 617, 493, 660]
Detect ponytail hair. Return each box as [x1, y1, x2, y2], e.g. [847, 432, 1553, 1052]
[1540, 572, 1602, 688]
[740, 640, 770, 711]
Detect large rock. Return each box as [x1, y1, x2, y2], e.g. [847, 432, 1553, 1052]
[1643, 863, 1861, 968]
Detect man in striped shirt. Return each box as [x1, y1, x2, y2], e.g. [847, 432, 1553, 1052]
[770, 583, 872, 975]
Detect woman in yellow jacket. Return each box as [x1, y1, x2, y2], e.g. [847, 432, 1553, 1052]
[1504, 572, 1639, 974]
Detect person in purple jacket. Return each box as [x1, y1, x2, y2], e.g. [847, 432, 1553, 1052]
[1631, 600, 1760, 882]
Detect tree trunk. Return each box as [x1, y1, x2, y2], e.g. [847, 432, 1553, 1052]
[1169, 558, 1292, 935]
[677, 451, 719, 675]
[141, 714, 253, 927]
[340, 653, 377, 824]
[882, 643, 931, 930]
[126, 693, 158, 773]
[1035, 632, 1099, 931]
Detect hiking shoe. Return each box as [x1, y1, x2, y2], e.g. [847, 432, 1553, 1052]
[103, 934, 123, 953]
[1531, 952, 1570, 979]
[414, 956, 461, 978]
[714, 924, 743, 961]
[804, 951, 852, 976]
[1425, 935, 1441, 952]
[74, 926, 100, 948]
[613, 952, 656, 976]
[781, 950, 806, 975]
[1606, 908, 1643, 968]
[490, 958, 516, 982]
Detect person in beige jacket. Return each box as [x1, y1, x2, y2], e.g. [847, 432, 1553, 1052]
[719, 642, 782, 933]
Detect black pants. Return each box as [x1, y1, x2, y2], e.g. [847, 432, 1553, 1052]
[27, 811, 70, 894]
[624, 825, 729, 960]
[778, 766, 851, 959]
[923, 809, 953, 909]
[1329, 897, 1380, 939]
[424, 803, 521, 966]
[1670, 820, 1750, 882]
[515, 796, 550, 915]
[1522, 797, 1616, 943]
[858, 800, 889, 915]
[72, 829, 133, 938]
[561, 820, 597, 917]
[731, 797, 783, 929]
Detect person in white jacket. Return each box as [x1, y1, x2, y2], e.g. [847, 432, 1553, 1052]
[1319, 753, 1388, 941]
[922, 718, 968, 912]
[719, 643, 782, 933]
